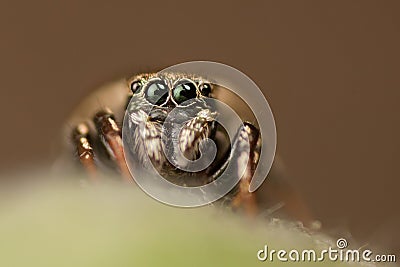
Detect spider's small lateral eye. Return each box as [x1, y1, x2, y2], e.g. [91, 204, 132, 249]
[172, 80, 197, 105]
[145, 80, 169, 105]
[199, 83, 212, 97]
[130, 80, 142, 94]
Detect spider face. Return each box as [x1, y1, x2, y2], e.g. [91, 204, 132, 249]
[124, 73, 219, 186]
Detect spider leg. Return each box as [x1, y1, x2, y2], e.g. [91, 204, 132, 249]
[231, 122, 261, 216]
[213, 122, 260, 216]
[72, 123, 97, 181]
[216, 122, 314, 224]
[93, 109, 133, 183]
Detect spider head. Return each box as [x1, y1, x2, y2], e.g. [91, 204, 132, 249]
[125, 73, 218, 175]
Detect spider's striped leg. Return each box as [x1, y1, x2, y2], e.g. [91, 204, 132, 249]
[231, 122, 261, 216]
[93, 109, 133, 183]
[216, 122, 260, 216]
[72, 123, 97, 181]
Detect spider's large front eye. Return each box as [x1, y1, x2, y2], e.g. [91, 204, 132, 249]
[172, 80, 197, 105]
[145, 80, 169, 105]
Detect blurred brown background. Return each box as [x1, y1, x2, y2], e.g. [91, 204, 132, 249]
[0, 0, 399, 254]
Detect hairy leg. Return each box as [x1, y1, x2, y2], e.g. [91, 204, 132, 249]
[211, 122, 261, 216]
[93, 109, 133, 183]
[229, 122, 261, 216]
[72, 123, 97, 181]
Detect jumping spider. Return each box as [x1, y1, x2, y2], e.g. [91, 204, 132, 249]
[63, 71, 312, 220]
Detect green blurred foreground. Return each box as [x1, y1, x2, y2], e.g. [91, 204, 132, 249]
[0, 178, 387, 267]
